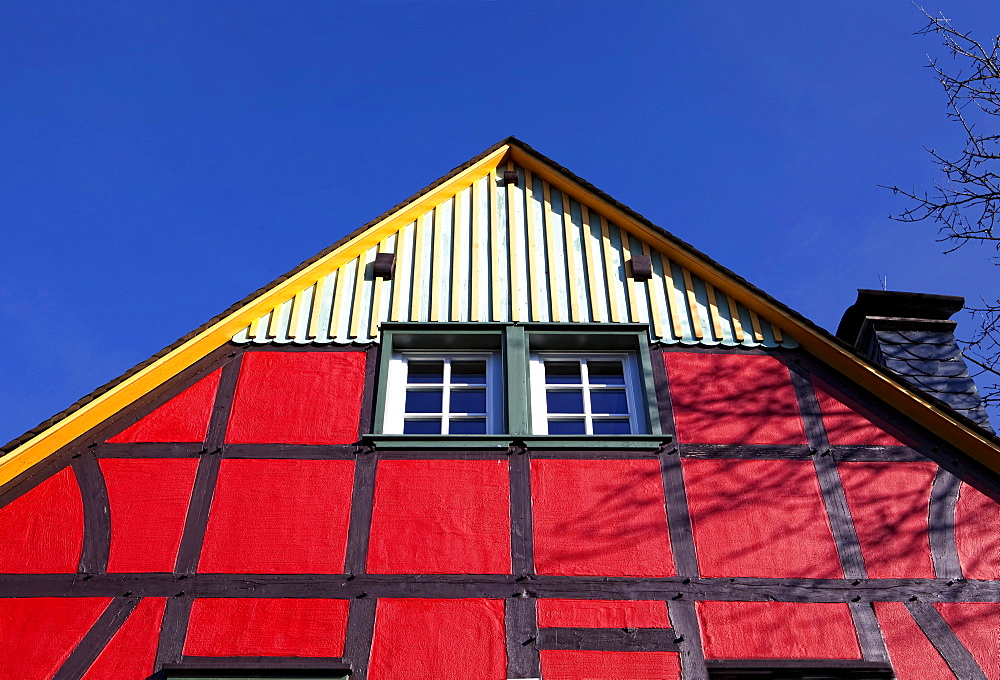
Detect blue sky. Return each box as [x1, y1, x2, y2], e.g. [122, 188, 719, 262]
[2, 0, 998, 443]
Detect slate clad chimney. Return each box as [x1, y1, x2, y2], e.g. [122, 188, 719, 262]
[837, 289, 993, 433]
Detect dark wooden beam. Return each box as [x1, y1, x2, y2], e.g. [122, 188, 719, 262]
[536, 626, 678, 652]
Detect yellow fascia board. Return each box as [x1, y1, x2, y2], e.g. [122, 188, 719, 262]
[0, 145, 510, 486]
[512, 146, 1000, 474]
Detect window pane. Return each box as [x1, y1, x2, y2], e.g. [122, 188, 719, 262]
[451, 360, 487, 385]
[405, 389, 442, 413]
[593, 419, 632, 435]
[547, 390, 584, 414]
[591, 389, 629, 414]
[545, 361, 581, 384]
[450, 388, 487, 414]
[449, 418, 488, 434]
[588, 360, 626, 385]
[548, 419, 586, 435]
[403, 418, 442, 434]
[408, 360, 444, 383]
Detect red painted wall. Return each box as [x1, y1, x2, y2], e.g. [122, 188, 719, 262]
[108, 369, 221, 443]
[0, 467, 83, 573]
[101, 458, 199, 572]
[185, 598, 350, 657]
[663, 352, 807, 445]
[531, 458, 674, 577]
[683, 459, 842, 578]
[0, 597, 110, 680]
[199, 458, 355, 573]
[81, 598, 166, 680]
[838, 461, 936, 578]
[368, 598, 507, 680]
[813, 379, 905, 446]
[873, 601, 954, 680]
[696, 601, 862, 659]
[955, 482, 1000, 580]
[537, 599, 670, 629]
[225, 351, 366, 445]
[539, 650, 681, 680]
[367, 459, 511, 574]
[935, 603, 1000, 680]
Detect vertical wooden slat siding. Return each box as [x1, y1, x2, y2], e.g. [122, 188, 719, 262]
[451, 187, 469, 322]
[543, 182, 564, 323]
[370, 236, 393, 338]
[705, 282, 724, 342]
[349, 246, 374, 339]
[233, 162, 797, 348]
[642, 242, 665, 340]
[470, 178, 485, 322]
[409, 213, 427, 322]
[681, 267, 704, 340]
[727, 294, 745, 342]
[601, 215, 622, 323]
[507, 162, 523, 323]
[749, 309, 765, 342]
[525, 170, 545, 322]
[490, 168, 504, 321]
[660, 253, 683, 341]
[563, 196, 584, 322]
[288, 289, 305, 340]
[390, 222, 413, 323]
[581, 205, 605, 323]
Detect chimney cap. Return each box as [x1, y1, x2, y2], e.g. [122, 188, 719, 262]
[836, 289, 965, 346]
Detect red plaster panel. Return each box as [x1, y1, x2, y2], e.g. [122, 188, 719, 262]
[0, 597, 111, 680]
[683, 459, 842, 578]
[100, 458, 198, 573]
[540, 650, 681, 680]
[184, 598, 349, 657]
[537, 600, 670, 628]
[955, 482, 1000, 580]
[0, 467, 83, 573]
[199, 459, 354, 574]
[108, 369, 221, 443]
[663, 352, 807, 445]
[697, 601, 861, 659]
[531, 459, 674, 577]
[368, 598, 507, 680]
[873, 601, 954, 680]
[813, 379, 905, 446]
[935, 603, 1000, 680]
[367, 459, 511, 575]
[81, 598, 166, 680]
[838, 462, 936, 578]
[225, 351, 366, 445]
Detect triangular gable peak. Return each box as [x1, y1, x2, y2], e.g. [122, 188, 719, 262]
[3, 138, 1000, 488]
[234, 159, 795, 349]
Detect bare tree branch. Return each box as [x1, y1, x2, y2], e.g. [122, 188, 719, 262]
[883, 6, 1000, 413]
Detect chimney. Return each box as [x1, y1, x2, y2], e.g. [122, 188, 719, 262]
[836, 289, 993, 433]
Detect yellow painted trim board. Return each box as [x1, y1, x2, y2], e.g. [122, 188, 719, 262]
[512, 143, 1000, 472]
[0, 145, 509, 484]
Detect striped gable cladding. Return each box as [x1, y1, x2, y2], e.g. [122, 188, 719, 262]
[233, 164, 796, 348]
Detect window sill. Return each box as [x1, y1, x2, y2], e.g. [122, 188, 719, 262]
[363, 434, 672, 450]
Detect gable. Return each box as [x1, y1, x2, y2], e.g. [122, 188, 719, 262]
[2, 136, 999, 490]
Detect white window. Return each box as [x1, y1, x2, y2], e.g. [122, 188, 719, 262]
[529, 353, 646, 435]
[383, 353, 501, 435]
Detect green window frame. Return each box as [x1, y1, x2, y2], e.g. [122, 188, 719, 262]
[369, 322, 667, 449]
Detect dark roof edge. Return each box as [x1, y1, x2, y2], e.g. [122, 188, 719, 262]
[0, 137, 515, 455]
[505, 138, 1000, 447]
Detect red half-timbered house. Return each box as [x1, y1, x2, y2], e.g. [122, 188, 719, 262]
[1, 138, 999, 680]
